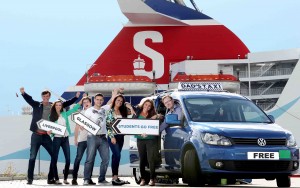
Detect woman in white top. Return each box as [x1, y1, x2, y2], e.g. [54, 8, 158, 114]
[49, 98, 83, 184]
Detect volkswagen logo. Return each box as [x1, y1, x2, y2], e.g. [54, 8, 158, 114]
[257, 138, 266, 146]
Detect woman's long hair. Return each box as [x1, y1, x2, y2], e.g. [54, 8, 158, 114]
[111, 94, 127, 118]
[49, 100, 63, 122]
[138, 99, 156, 119]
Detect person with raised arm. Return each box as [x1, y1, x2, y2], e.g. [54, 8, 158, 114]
[83, 88, 121, 185]
[71, 94, 92, 185]
[105, 94, 134, 185]
[19, 87, 79, 185]
[48, 95, 84, 184]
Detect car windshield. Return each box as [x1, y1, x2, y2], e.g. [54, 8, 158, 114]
[184, 97, 272, 123]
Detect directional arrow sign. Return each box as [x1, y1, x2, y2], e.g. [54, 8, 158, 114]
[37, 119, 66, 136]
[71, 112, 101, 135]
[112, 118, 159, 136]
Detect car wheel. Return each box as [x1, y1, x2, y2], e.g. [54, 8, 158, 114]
[133, 168, 150, 185]
[276, 176, 291, 187]
[183, 149, 204, 187]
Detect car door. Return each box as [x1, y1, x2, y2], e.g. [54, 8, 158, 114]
[156, 97, 189, 171]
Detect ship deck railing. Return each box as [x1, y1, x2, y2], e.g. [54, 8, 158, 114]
[238, 67, 294, 78]
[241, 87, 284, 96]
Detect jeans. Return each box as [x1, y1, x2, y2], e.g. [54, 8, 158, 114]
[72, 141, 87, 180]
[137, 138, 157, 179]
[108, 135, 124, 176]
[52, 137, 70, 180]
[28, 133, 54, 181]
[84, 135, 109, 182]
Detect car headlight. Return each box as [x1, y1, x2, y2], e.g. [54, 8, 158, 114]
[201, 133, 232, 146]
[287, 135, 297, 147]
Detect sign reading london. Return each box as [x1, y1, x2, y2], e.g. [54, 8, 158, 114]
[37, 119, 66, 136]
[112, 119, 159, 136]
[71, 112, 100, 135]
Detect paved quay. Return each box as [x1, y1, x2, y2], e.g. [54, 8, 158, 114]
[0, 177, 300, 188]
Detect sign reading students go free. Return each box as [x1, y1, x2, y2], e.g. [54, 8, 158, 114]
[37, 119, 66, 136]
[112, 119, 159, 136]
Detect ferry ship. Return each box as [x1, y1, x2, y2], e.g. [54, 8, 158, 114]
[1, 0, 299, 175]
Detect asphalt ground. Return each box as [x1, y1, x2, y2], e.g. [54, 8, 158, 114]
[0, 177, 300, 188]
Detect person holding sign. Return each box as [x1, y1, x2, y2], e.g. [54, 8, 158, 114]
[106, 94, 134, 185]
[20, 87, 79, 185]
[133, 99, 161, 186]
[72, 95, 92, 185]
[83, 90, 118, 185]
[49, 97, 83, 184]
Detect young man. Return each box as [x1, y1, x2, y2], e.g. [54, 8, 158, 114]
[72, 96, 92, 185]
[83, 93, 112, 185]
[159, 95, 183, 133]
[20, 87, 79, 185]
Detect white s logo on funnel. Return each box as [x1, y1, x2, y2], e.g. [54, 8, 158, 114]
[133, 31, 164, 80]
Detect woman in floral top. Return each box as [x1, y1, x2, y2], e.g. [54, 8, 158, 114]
[106, 94, 134, 185]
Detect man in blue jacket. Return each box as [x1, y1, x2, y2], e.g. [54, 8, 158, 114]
[20, 87, 80, 185]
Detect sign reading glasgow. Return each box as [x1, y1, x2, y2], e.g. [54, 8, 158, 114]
[71, 112, 101, 135]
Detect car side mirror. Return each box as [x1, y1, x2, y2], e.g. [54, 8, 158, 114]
[268, 115, 275, 123]
[165, 114, 181, 125]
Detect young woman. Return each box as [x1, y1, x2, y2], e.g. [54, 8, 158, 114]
[49, 99, 82, 184]
[105, 94, 133, 185]
[134, 99, 161, 186]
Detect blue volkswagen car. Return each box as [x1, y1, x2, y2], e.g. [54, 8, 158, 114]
[130, 89, 299, 187]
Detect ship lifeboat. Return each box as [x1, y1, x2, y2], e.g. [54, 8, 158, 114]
[169, 73, 240, 93]
[84, 74, 156, 96]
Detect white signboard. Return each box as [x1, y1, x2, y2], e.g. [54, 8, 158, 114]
[112, 118, 159, 136]
[37, 119, 66, 136]
[71, 112, 101, 135]
[247, 152, 279, 160]
[178, 82, 223, 91]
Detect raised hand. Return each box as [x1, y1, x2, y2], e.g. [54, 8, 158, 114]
[20, 87, 25, 94]
[75, 91, 80, 98]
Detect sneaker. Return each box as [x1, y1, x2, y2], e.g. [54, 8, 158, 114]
[89, 179, 96, 185]
[27, 179, 33, 185]
[63, 179, 70, 184]
[83, 179, 96, 186]
[55, 180, 62, 185]
[98, 179, 109, 184]
[47, 179, 55, 184]
[83, 180, 89, 186]
[72, 179, 78, 185]
[122, 179, 130, 184]
[112, 178, 125, 185]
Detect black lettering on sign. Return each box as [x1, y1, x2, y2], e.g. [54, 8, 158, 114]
[77, 116, 96, 131]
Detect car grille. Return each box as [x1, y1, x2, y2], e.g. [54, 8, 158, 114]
[232, 138, 286, 146]
[209, 160, 293, 172]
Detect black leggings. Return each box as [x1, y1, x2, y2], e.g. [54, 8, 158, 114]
[137, 138, 158, 179]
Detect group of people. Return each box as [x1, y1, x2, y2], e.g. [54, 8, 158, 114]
[20, 87, 181, 186]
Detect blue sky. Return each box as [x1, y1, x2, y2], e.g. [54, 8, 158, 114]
[1, 0, 300, 116]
